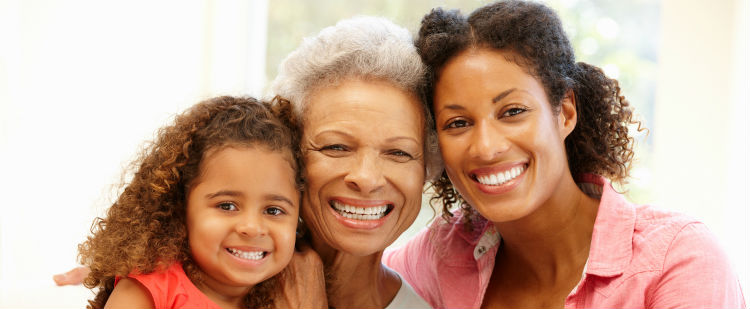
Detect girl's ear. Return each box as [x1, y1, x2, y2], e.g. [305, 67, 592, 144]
[558, 89, 578, 139]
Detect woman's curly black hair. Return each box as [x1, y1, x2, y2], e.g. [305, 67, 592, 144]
[417, 0, 642, 224]
[77, 96, 303, 309]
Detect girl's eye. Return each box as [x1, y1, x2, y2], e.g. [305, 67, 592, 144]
[444, 119, 470, 130]
[218, 202, 238, 211]
[502, 107, 527, 117]
[264, 207, 286, 216]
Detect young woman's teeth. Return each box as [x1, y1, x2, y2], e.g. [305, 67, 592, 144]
[330, 201, 389, 220]
[477, 165, 525, 186]
[227, 248, 265, 260]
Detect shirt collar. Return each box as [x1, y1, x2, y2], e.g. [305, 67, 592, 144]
[578, 174, 636, 277]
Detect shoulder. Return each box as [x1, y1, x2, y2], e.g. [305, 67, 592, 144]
[385, 275, 432, 309]
[105, 277, 155, 309]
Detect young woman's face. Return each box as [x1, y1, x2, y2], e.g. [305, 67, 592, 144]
[186, 146, 299, 291]
[301, 78, 425, 256]
[433, 48, 576, 223]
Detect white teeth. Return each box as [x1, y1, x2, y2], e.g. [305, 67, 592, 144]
[227, 248, 265, 260]
[330, 201, 389, 220]
[476, 165, 526, 186]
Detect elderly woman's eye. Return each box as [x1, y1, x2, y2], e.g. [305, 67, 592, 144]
[320, 144, 348, 151]
[217, 202, 238, 211]
[386, 149, 415, 163]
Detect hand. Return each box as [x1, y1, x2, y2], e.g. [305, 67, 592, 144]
[53, 266, 90, 286]
[273, 240, 328, 309]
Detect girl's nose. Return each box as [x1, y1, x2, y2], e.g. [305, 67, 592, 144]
[235, 214, 268, 237]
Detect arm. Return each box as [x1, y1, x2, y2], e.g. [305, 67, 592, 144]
[273, 241, 328, 309]
[103, 278, 155, 309]
[648, 223, 746, 309]
[52, 266, 90, 286]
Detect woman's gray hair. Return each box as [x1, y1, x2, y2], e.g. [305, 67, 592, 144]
[270, 16, 442, 181]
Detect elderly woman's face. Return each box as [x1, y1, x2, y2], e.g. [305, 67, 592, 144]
[301, 79, 425, 256]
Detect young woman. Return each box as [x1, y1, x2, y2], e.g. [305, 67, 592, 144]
[384, 1, 746, 308]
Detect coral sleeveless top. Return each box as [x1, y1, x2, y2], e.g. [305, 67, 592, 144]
[116, 263, 222, 309]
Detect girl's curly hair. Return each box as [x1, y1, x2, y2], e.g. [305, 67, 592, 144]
[77, 96, 302, 309]
[416, 1, 643, 225]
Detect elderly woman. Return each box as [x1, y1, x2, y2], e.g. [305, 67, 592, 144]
[270, 16, 437, 308]
[384, 1, 746, 308]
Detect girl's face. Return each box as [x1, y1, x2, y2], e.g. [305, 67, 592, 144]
[186, 146, 299, 292]
[433, 48, 576, 223]
[301, 78, 425, 257]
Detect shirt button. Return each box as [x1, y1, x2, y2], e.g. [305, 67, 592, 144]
[477, 246, 486, 254]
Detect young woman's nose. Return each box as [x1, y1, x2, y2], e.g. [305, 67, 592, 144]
[235, 214, 268, 237]
[344, 151, 386, 194]
[468, 121, 510, 161]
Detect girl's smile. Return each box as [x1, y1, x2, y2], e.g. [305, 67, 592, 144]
[186, 146, 299, 295]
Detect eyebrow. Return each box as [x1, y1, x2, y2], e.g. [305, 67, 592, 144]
[316, 130, 419, 145]
[492, 88, 516, 103]
[206, 190, 295, 207]
[206, 190, 243, 199]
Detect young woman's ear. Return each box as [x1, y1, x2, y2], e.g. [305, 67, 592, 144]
[558, 89, 578, 138]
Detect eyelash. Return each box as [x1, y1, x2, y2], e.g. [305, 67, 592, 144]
[217, 202, 238, 211]
[319, 144, 348, 151]
[264, 206, 286, 216]
[502, 107, 528, 117]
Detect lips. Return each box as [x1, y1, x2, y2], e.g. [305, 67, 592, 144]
[226, 247, 267, 261]
[327, 197, 395, 229]
[469, 163, 527, 195]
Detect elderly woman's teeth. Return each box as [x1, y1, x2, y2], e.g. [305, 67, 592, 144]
[477, 165, 525, 186]
[227, 248, 265, 260]
[331, 201, 388, 220]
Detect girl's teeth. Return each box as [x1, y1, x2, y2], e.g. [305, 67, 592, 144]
[477, 165, 525, 186]
[330, 201, 388, 220]
[227, 248, 265, 260]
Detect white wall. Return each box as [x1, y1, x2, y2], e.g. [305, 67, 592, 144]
[0, 0, 267, 307]
[653, 0, 749, 299]
[0, 0, 747, 307]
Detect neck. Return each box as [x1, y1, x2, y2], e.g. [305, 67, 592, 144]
[191, 269, 250, 309]
[311, 237, 400, 309]
[493, 172, 599, 286]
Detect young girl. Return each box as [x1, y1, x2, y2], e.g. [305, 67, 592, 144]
[78, 96, 303, 309]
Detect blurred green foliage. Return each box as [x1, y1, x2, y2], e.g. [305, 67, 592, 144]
[266, 0, 659, 204]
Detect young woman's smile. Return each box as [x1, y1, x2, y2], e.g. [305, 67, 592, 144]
[433, 48, 577, 223]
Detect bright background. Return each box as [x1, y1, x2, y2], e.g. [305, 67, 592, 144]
[0, 0, 747, 307]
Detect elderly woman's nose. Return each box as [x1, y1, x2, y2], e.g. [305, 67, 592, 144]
[344, 151, 386, 194]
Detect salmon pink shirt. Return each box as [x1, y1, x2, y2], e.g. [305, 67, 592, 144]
[384, 174, 746, 308]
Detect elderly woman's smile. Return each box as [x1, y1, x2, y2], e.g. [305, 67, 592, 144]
[300, 78, 426, 257]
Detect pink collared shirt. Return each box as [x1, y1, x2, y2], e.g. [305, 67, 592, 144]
[384, 175, 746, 308]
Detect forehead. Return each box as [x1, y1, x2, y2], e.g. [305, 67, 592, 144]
[304, 78, 424, 138]
[435, 48, 547, 103]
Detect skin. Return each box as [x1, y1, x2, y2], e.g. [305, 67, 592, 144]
[301, 78, 426, 308]
[104, 146, 300, 309]
[433, 48, 600, 309]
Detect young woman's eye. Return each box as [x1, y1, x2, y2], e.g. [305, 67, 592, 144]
[443, 119, 470, 130]
[502, 107, 527, 117]
[217, 202, 238, 211]
[264, 206, 286, 216]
